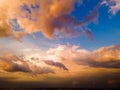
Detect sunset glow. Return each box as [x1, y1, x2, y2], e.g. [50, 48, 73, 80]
[0, 0, 120, 88]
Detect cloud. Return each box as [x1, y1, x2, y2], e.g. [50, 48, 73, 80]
[14, 32, 26, 41]
[0, 10, 12, 38]
[0, 44, 120, 88]
[83, 29, 94, 40]
[0, 54, 54, 74]
[42, 44, 120, 69]
[76, 59, 120, 68]
[0, 0, 120, 40]
[0, 0, 103, 40]
[0, 56, 31, 72]
[42, 60, 68, 71]
[74, 45, 120, 68]
[102, 0, 120, 15]
[45, 44, 90, 62]
[28, 64, 55, 74]
[87, 45, 120, 68]
[1, 44, 120, 74]
[1, 68, 120, 88]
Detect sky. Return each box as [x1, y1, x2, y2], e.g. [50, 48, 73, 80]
[0, 0, 120, 88]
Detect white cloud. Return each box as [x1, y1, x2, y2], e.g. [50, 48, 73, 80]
[102, 0, 120, 15]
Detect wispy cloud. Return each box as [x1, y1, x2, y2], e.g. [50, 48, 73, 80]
[43, 60, 68, 71]
[102, 0, 120, 15]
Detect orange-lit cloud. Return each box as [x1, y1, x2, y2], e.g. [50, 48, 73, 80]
[0, 45, 120, 88]
[0, 0, 100, 40]
[0, 56, 31, 72]
[0, 0, 120, 40]
[1, 44, 120, 75]
[0, 54, 55, 74]
[40, 44, 120, 69]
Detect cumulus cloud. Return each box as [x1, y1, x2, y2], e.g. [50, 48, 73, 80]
[75, 45, 120, 68]
[0, 0, 103, 40]
[41, 44, 120, 69]
[2, 44, 119, 74]
[86, 45, 120, 68]
[0, 44, 120, 75]
[0, 0, 120, 40]
[45, 44, 90, 62]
